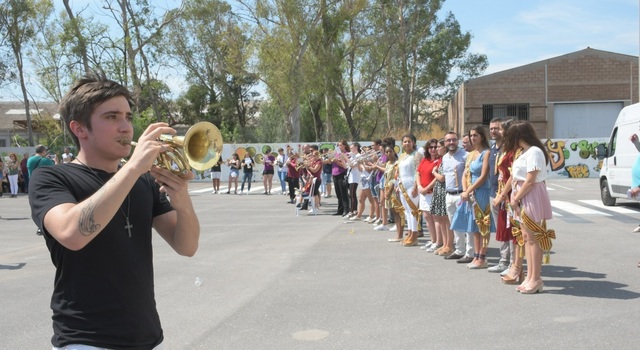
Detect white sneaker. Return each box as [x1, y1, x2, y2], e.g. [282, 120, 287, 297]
[633, 225, 640, 233]
[488, 263, 509, 273]
[388, 225, 397, 231]
[363, 216, 374, 223]
[373, 224, 388, 231]
[500, 264, 513, 276]
[420, 242, 434, 250]
[426, 244, 442, 253]
[419, 242, 432, 250]
[373, 218, 382, 225]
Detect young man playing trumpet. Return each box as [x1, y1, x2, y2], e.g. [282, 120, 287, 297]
[28, 71, 200, 349]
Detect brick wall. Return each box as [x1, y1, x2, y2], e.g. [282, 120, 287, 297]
[453, 48, 639, 138]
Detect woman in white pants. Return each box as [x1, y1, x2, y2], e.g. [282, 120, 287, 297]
[397, 134, 423, 246]
[6, 153, 20, 197]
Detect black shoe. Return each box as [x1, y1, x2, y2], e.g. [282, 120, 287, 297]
[457, 256, 474, 264]
[332, 212, 344, 216]
[444, 252, 464, 260]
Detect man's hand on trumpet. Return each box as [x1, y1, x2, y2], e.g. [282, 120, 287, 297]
[150, 164, 194, 204]
[122, 122, 176, 176]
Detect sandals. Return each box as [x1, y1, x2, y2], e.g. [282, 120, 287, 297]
[502, 265, 524, 284]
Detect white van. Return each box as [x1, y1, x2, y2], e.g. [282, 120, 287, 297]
[597, 103, 640, 205]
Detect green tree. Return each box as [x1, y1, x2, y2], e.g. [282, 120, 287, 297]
[0, 0, 53, 146]
[238, 0, 325, 142]
[376, 0, 487, 132]
[164, 0, 258, 142]
[330, 1, 386, 140]
[175, 84, 212, 126]
[102, 0, 182, 120]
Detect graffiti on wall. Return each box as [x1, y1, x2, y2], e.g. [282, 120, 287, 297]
[66, 138, 603, 181]
[544, 138, 607, 178]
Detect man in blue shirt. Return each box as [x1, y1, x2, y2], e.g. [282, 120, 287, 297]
[441, 131, 473, 263]
[26, 144, 55, 178]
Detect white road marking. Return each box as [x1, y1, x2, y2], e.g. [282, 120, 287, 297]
[551, 200, 611, 216]
[579, 200, 640, 214]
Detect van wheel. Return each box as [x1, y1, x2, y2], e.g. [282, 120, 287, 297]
[601, 179, 616, 206]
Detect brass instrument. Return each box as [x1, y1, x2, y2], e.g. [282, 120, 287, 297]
[294, 154, 310, 171]
[321, 149, 338, 161]
[125, 122, 223, 175]
[294, 152, 320, 171]
[347, 149, 381, 167]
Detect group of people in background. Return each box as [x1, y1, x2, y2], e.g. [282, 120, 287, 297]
[0, 145, 67, 197]
[210, 147, 277, 195]
[276, 119, 554, 294]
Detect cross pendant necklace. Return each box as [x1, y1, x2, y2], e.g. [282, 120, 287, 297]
[124, 217, 133, 238]
[76, 159, 133, 238]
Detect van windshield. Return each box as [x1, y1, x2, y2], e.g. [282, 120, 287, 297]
[610, 127, 618, 156]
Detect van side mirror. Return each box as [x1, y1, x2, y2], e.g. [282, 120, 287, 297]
[595, 144, 607, 159]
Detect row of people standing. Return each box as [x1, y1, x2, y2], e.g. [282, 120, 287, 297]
[327, 140, 384, 223]
[438, 121, 552, 293]
[209, 149, 277, 195]
[368, 121, 553, 294]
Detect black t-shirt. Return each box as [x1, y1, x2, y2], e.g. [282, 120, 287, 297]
[242, 158, 254, 173]
[29, 163, 174, 349]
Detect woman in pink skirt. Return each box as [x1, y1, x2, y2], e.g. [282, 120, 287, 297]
[506, 121, 553, 294]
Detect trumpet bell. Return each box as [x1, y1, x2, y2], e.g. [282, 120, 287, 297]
[182, 122, 224, 171]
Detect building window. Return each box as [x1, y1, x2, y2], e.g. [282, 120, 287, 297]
[0, 139, 5, 147]
[482, 104, 529, 125]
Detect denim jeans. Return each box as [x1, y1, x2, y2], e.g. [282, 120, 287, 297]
[278, 171, 288, 193]
[241, 172, 253, 192]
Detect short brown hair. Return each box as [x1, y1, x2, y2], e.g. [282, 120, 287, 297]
[59, 70, 134, 150]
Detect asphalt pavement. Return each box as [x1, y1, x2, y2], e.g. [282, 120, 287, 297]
[1, 178, 640, 349]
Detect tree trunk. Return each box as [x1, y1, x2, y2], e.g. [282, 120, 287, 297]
[13, 47, 34, 146]
[62, 0, 90, 74]
[19, 76, 34, 146]
[290, 102, 301, 143]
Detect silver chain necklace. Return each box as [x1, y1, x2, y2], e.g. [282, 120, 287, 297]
[76, 159, 133, 238]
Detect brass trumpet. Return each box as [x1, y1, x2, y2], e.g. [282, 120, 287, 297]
[321, 149, 338, 161]
[347, 149, 381, 167]
[124, 122, 223, 175]
[293, 154, 311, 171]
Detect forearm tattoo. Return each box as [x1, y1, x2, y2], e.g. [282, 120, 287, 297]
[78, 180, 111, 236]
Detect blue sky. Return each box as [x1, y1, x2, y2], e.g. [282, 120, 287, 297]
[441, 0, 639, 74]
[1, 0, 639, 101]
